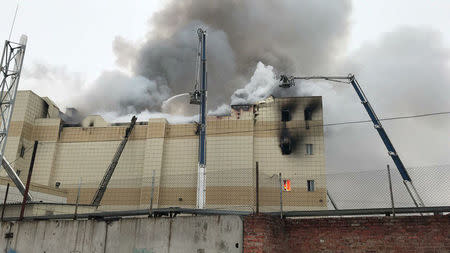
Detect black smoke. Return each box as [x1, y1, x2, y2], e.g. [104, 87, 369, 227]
[278, 102, 301, 155]
[108, 0, 351, 112]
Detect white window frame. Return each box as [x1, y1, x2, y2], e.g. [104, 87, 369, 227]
[305, 144, 313, 155]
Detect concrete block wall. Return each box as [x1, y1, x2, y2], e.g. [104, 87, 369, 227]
[243, 214, 450, 253]
[0, 215, 243, 253]
[1, 213, 448, 252]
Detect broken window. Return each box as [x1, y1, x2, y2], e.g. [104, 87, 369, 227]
[307, 180, 315, 192]
[304, 108, 313, 121]
[306, 144, 313, 155]
[89, 121, 94, 127]
[280, 136, 292, 155]
[281, 109, 291, 122]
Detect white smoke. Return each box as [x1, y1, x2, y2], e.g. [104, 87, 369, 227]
[208, 104, 231, 116]
[102, 63, 280, 122]
[103, 110, 196, 124]
[230, 62, 277, 105]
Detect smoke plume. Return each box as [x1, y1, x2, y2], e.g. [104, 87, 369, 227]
[316, 27, 450, 171]
[19, 1, 450, 171]
[108, 0, 351, 111]
[230, 62, 277, 105]
[74, 71, 171, 114]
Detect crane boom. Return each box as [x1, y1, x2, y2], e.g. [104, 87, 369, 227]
[190, 28, 208, 209]
[280, 74, 425, 207]
[348, 75, 409, 180]
[91, 116, 137, 206]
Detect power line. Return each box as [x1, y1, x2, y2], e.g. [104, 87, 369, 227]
[72, 110, 450, 140]
[5, 111, 450, 153]
[9, 145, 34, 166]
[178, 110, 450, 138]
[323, 111, 450, 127]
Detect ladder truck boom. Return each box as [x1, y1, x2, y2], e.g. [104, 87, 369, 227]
[279, 74, 425, 207]
[91, 116, 137, 206]
[348, 75, 410, 181]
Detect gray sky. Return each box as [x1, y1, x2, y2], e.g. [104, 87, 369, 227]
[1, 0, 161, 81]
[1, 0, 449, 170]
[2, 0, 449, 81]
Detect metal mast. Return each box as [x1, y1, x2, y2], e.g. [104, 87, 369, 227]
[91, 116, 137, 205]
[196, 28, 207, 209]
[0, 35, 32, 201]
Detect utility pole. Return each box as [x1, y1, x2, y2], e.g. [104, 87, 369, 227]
[1, 183, 10, 221]
[196, 28, 207, 209]
[149, 169, 155, 215]
[255, 162, 259, 214]
[74, 177, 82, 220]
[387, 165, 395, 217]
[279, 173, 283, 219]
[19, 141, 38, 220]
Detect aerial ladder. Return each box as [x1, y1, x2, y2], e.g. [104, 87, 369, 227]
[280, 74, 425, 207]
[91, 116, 137, 206]
[0, 35, 32, 201]
[189, 28, 208, 209]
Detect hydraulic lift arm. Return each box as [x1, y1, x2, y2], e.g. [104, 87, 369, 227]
[280, 74, 425, 207]
[91, 116, 137, 206]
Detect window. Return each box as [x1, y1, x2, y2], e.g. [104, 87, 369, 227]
[280, 136, 292, 155]
[42, 102, 49, 118]
[283, 179, 291, 192]
[307, 180, 315, 192]
[304, 108, 313, 121]
[19, 145, 25, 158]
[281, 109, 291, 122]
[306, 144, 313, 155]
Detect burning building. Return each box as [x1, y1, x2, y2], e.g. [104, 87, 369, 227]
[0, 90, 326, 211]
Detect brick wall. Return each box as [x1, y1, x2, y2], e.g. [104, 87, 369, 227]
[244, 214, 449, 253]
[243, 214, 288, 253]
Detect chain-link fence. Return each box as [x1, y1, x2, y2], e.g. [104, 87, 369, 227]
[3, 164, 446, 217]
[1, 164, 449, 219]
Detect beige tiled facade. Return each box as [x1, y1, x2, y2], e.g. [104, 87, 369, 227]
[1, 90, 327, 211]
